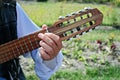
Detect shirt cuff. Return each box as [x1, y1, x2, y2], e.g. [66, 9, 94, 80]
[31, 49, 63, 80]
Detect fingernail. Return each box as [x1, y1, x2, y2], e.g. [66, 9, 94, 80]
[38, 33, 43, 38]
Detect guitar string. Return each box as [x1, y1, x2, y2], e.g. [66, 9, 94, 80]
[34, 34, 40, 48]
[0, 44, 11, 63]
[18, 39, 25, 54]
[0, 15, 98, 63]
[54, 14, 100, 36]
[23, 37, 30, 53]
[28, 35, 34, 50]
[0, 47, 11, 63]
[0, 9, 102, 63]
[0, 31, 39, 61]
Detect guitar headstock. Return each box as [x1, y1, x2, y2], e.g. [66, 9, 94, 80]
[48, 7, 103, 41]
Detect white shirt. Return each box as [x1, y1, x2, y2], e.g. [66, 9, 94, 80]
[16, 3, 63, 80]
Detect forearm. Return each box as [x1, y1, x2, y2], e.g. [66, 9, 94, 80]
[31, 49, 63, 80]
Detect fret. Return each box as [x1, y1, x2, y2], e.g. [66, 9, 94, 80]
[0, 45, 7, 55]
[14, 42, 21, 55]
[0, 45, 10, 62]
[33, 35, 40, 48]
[15, 39, 28, 56]
[7, 45, 13, 60]
[0, 46, 5, 59]
[23, 38, 30, 53]
[0, 52, 6, 63]
[18, 40, 25, 54]
[0, 54, 3, 61]
[29, 34, 39, 49]
[3, 56, 10, 63]
[9, 40, 22, 58]
[9, 43, 17, 58]
[28, 36, 34, 50]
[1, 58, 5, 63]
[3, 46, 12, 60]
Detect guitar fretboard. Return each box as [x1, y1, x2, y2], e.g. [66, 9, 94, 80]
[0, 30, 45, 64]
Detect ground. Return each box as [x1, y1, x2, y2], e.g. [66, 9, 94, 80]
[20, 26, 120, 77]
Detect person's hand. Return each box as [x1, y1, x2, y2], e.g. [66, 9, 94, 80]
[38, 24, 62, 60]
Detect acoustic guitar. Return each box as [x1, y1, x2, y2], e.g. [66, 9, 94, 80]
[0, 7, 103, 64]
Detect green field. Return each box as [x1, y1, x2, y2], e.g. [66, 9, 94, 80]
[26, 65, 120, 80]
[20, 1, 120, 41]
[19, 1, 120, 80]
[20, 2, 120, 27]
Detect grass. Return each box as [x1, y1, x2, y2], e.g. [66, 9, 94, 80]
[80, 27, 120, 41]
[20, 2, 120, 27]
[19, 1, 120, 42]
[19, 1, 120, 80]
[56, 65, 120, 80]
[26, 65, 120, 80]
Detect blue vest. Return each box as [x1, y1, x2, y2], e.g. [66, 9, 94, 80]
[0, 1, 25, 80]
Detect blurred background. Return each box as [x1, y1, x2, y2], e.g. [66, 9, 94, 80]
[19, 0, 120, 80]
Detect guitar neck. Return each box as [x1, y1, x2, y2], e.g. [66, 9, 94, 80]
[0, 27, 58, 64]
[0, 8, 103, 64]
[0, 29, 45, 64]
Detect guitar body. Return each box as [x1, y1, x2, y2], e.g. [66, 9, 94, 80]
[0, 7, 103, 64]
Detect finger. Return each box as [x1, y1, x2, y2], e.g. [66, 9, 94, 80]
[42, 24, 48, 29]
[40, 40, 54, 57]
[40, 47, 51, 60]
[45, 33, 62, 50]
[38, 33, 58, 50]
[38, 33, 62, 59]
[38, 34, 59, 59]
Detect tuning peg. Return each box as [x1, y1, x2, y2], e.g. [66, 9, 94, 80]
[92, 27, 95, 30]
[82, 32, 86, 35]
[76, 35, 80, 38]
[70, 30, 74, 33]
[86, 28, 93, 33]
[78, 9, 85, 13]
[65, 14, 72, 17]
[67, 38, 70, 41]
[71, 12, 76, 15]
[89, 29, 92, 32]
[84, 7, 92, 10]
[73, 35, 76, 38]
[63, 33, 68, 39]
[86, 29, 89, 32]
[79, 32, 86, 36]
[89, 21, 93, 25]
[71, 12, 78, 15]
[95, 26, 99, 29]
[76, 27, 81, 31]
[59, 16, 65, 19]
[80, 32, 83, 35]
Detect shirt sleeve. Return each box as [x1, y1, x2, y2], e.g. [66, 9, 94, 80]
[16, 3, 63, 80]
